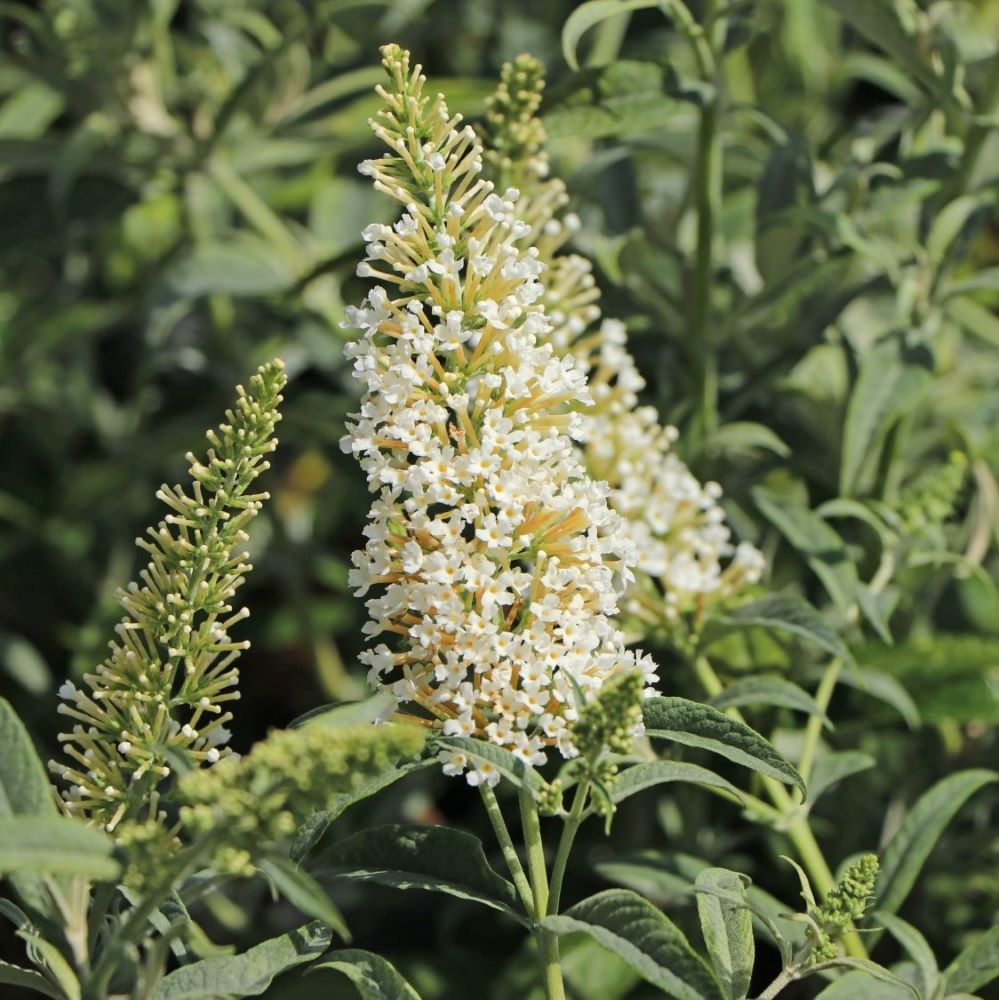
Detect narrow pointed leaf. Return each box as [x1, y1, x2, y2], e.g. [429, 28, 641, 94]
[562, 1, 666, 70]
[943, 922, 999, 994]
[709, 676, 831, 726]
[311, 949, 421, 999]
[642, 698, 805, 796]
[874, 912, 938, 998]
[258, 858, 350, 940]
[0, 959, 63, 998]
[809, 752, 876, 804]
[311, 824, 523, 922]
[0, 816, 118, 881]
[700, 594, 850, 663]
[695, 869, 754, 1000]
[611, 762, 743, 804]
[151, 921, 331, 999]
[877, 769, 997, 917]
[543, 889, 725, 1000]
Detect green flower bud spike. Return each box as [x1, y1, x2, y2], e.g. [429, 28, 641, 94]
[809, 853, 880, 963]
[50, 360, 287, 833]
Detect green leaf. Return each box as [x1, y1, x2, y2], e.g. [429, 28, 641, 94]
[0, 636, 50, 695]
[610, 762, 743, 805]
[290, 691, 397, 730]
[562, 1, 666, 70]
[0, 816, 118, 881]
[694, 869, 754, 1000]
[543, 889, 724, 1000]
[810, 959, 918, 998]
[166, 238, 295, 298]
[926, 194, 989, 264]
[709, 676, 831, 726]
[813, 968, 912, 999]
[808, 751, 876, 804]
[702, 422, 790, 460]
[311, 949, 421, 999]
[642, 697, 806, 796]
[874, 913, 938, 999]
[291, 759, 434, 862]
[0, 697, 59, 914]
[0, 958, 63, 998]
[840, 666, 920, 728]
[946, 296, 999, 348]
[151, 921, 331, 999]
[944, 923, 999, 995]
[700, 593, 851, 663]
[877, 769, 998, 917]
[311, 824, 524, 922]
[840, 338, 931, 497]
[593, 853, 692, 906]
[0, 697, 56, 818]
[433, 736, 547, 794]
[258, 858, 350, 941]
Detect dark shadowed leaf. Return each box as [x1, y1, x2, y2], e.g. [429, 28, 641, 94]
[311, 949, 421, 999]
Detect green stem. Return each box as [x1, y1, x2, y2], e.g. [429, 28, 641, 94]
[797, 659, 842, 787]
[756, 965, 796, 1000]
[693, 656, 867, 959]
[479, 785, 535, 917]
[547, 779, 589, 916]
[519, 789, 565, 1000]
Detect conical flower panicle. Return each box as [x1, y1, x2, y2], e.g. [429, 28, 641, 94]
[342, 45, 658, 786]
[482, 57, 765, 631]
[51, 360, 287, 831]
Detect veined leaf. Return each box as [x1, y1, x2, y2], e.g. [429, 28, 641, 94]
[543, 889, 725, 1000]
[944, 923, 999, 995]
[709, 676, 831, 727]
[289, 691, 396, 730]
[151, 921, 331, 999]
[813, 968, 912, 999]
[0, 697, 58, 914]
[311, 950, 421, 999]
[0, 959, 63, 999]
[258, 858, 350, 941]
[874, 912, 938, 999]
[840, 666, 920, 728]
[840, 338, 931, 497]
[642, 697, 805, 796]
[694, 869, 754, 1000]
[700, 593, 851, 663]
[877, 769, 997, 918]
[0, 816, 118, 881]
[611, 761, 743, 805]
[311, 824, 524, 922]
[810, 959, 918, 998]
[809, 751, 876, 804]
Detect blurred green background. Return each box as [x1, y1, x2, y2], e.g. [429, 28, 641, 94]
[1, 1, 997, 996]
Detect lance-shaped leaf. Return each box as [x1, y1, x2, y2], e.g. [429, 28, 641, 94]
[611, 762, 743, 805]
[944, 923, 999, 996]
[151, 921, 331, 999]
[700, 594, 851, 664]
[642, 698, 805, 797]
[808, 751, 876, 805]
[311, 824, 524, 923]
[258, 858, 350, 940]
[433, 736, 548, 794]
[709, 676, 831, 727]
[876, 769, 997, 918]
[0, 697, 58, 914]
[0, 816, 118, 881]
[543, 889, 724, 1000]
[694, 869, 754, 1000]
[311, 950, 421, 999]
[874, 912, 938, 999]
[0, 959, 63, 999]
[561, 0, 667, 70]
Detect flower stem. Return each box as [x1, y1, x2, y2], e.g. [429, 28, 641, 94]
[547, 779, 589, 916]
[693, 656, 867, 959]
[757, 965, 797, 999]
[519, 788, 565, 1000]
[797, 659, 842, 787]
[479, 784, 535, 917]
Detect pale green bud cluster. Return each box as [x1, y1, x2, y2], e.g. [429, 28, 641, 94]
[572, 671, 645, 759]
[177, 722, 427, 877]
[899, 451, 967, 534]
[50, 360, 287, 833]
[809, 853, 880, 963]
[484, 54, 549, 190]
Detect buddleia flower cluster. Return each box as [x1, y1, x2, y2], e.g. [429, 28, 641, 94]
[50, 361, 286, 832]
[483, 56, 765, 633]
[806, 853, 879, 963]
[341, 45, 659, 786]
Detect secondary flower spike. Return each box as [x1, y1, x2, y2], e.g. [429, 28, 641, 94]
[342, 45, 658, 786]
[483, 56, 765, 631]
[51, 360, 286, 832]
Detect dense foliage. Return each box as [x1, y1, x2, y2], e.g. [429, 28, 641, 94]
[1, 1, 997, 998]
